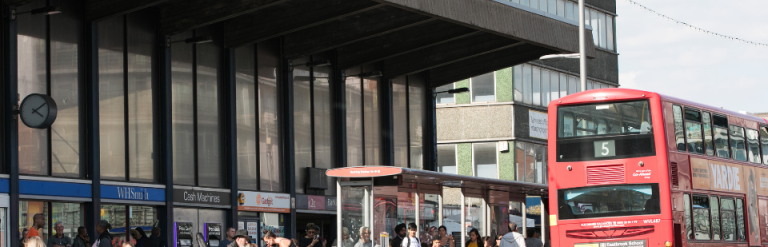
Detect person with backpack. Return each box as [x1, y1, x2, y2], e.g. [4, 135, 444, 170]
[95, 221, 113, 247]
[400, 224, 420, 247]
[498, 223, 525, 247]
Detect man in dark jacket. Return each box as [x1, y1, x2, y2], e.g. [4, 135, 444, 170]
[73, 227, 89, 247]
[145, 227, 165, 247]
[389, 224, 406, 247]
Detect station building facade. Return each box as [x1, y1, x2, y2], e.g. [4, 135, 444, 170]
[0, 0, 596, 247]
[434, 0, 619, 241]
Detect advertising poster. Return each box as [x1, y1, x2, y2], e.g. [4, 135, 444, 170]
[238, 191, 291, 213]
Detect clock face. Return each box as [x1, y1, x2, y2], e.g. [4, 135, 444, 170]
[19, 93, 57, 129]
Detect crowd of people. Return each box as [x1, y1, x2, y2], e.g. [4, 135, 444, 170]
[19, 216, 167, 247]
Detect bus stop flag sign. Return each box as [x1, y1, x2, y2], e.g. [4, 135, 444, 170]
[326, 167, 402, 178]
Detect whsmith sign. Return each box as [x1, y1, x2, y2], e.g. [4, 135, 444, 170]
[101, 185, 165, 202]
[173, 189, 231, 206]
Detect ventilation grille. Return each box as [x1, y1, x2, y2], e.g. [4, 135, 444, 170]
[670, 162, 679, 187]
[586, 164, 625, 185]
[566, 226, 655, 239]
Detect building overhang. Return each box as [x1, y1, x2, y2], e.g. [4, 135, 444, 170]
[79, 0, 596, 87]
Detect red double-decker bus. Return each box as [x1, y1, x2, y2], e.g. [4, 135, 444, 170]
[547, 88, 768, 247]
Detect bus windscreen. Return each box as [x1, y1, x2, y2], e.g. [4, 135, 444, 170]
[558, 183, 660, 220]
[556, 100, 655, 161]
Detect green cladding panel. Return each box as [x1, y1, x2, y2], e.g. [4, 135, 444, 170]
[499, 141, 515, 181]
[495, 68, 513, 102]
[457, 143, 472, 176]
[455, 79, 470, 104]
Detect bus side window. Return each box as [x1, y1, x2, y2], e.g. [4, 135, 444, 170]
[702, 112, 714, 156]
[730, 125, 747, 162]
[710, 195, 721, 241]
[736, 199, 746, 242]
[672, 105, 686, 152]
[720, 197, 736, 241]
[683, 194, 693, 240]
[684, 108, 704, 154]
[761, 127, 768, 165]
[746, 128, 761, 164]
[712, 115, 730, 159]
[691, 195, 711, 240]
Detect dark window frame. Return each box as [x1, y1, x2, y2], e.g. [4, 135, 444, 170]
[744, 128, 762, 164]
[684, 194, 749, 243]
[702, 111, 715, 156]
[673, 104, 686, 152]
[691, 194, 711, 241]
[729, 125, 748, 162]
[712, 114, 730, 159]
[684, 107, 705, 154]
[760, 126, 768, 165]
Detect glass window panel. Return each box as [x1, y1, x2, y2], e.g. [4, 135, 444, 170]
[535, 144, 546, 184]
[171, 32, 195, 186]
[437, 145, 456, 174]
[736, 199, 746, 241]
[17, 0, 49, 176]
[556, 0, 565, 17]
[703, 112, 714, 156]
[519, 0, 528, 7]
[392, 77, 408, 168]
[20, 200, 49, 242]
[672, 105, 685, 152]
[730, 126, 747, 162]
[314, 59, 333, 174]
[474, 143, 497, 179]
[692, 195, 710, 240]
[293, 59, 311, 195]
[590, 10, 599, 46]
[196, 37, 223, 188]
[235, 45, 257, 190]
[598, 12, 607, 49]
[346, 75, 363, 167]
[548, 0, 556, 15]
[98, 16, 126, 181]
[565, 1, 574, 20]
[129, 206, 157, 235]
[747, 129, 761, 164]
[686, 122, 704, 154]
[586, 80, 592, 90]
[465, 197, 485, 236]
[419, 194, 440, 245]
[541, 70, 550, 106]
[51, 203, 82, 240]
[513, 65, 523, 101]
[258, 41, 283, 191]
[607, 15, 615, 51]
[532, 67, 541, 105]
[471, 72, 495, 102]
[101, 204, 127, 245]
[550, 71, 559, 100]
[538, 0, 546, 12]
[409, 75, 425, 169]
[364, 77, 380, 166]
[559, 74, 567, 97]
[714, 126, 730, 159]
[442, 187, 462, 237]
[50, 0, 81, 178]
[523, 64, 532, 104]
[761, 127, 768, 165]
[525, 143, 535, 183]
[127, 13, 156, 182]
[721, 198, 736, 241]
[568, 75, 578, 95]
[516, 142, 525, 181]
[710, 196, 720, 240]
[510, 0, 520, 4]
[435, 83, 454, 104]
[529, 0, 538, 10]
[684, 194, 692, 239]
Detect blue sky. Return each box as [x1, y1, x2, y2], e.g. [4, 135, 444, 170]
[616, 0, 768, 113]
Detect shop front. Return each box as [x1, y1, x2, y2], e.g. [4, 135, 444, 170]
[327, 166, 548, 247]
[295, 195, 337, 247]
[236, 191, 290, 245]
[99, 183, 166, 246]
[172, 188, 231, 247]
[19, 178, 91, 244]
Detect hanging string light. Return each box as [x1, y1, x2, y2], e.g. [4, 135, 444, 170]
[622, 0, 768, 48]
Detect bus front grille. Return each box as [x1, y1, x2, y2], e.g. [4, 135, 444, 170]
[586, 164, 625, 185]
[566, 226, 654, 239]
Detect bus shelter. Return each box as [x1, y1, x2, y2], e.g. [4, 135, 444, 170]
[327, 166, 549, 247]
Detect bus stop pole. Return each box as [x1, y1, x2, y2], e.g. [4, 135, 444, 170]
[460, 192, 466, 247]
[337, 182, 342, 247]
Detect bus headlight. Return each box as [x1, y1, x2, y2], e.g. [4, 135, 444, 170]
[664, 241, 671, 247]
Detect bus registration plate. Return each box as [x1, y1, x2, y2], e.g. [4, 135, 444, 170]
[575, 240, 646, 247]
